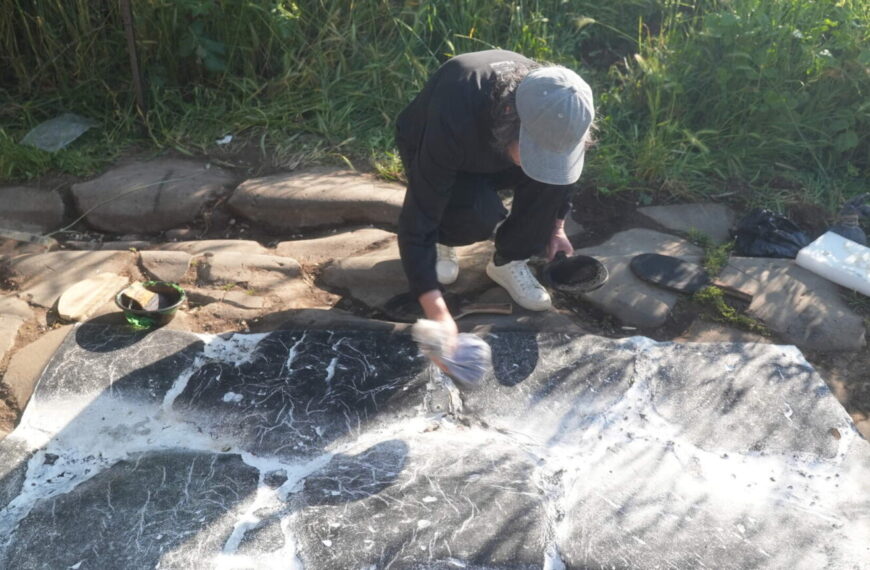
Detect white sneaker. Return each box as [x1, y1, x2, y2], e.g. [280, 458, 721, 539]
[486, 259, 552, 311]
[436, 244, 459, 285]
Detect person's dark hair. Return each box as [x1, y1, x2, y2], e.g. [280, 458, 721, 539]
[490, 61, 597, 156]
[490, 61, 539, 155]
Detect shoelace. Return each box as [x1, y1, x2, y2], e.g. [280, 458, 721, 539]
[508, 261, 542, 293]
[437, 244, 457, 263]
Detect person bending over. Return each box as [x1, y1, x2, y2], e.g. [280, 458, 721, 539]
[396, 49, 594, 346]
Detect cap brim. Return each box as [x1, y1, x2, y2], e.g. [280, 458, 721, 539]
[518, 125, 586, 186]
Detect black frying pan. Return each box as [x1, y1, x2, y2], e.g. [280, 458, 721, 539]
[629, 253, 752, 303]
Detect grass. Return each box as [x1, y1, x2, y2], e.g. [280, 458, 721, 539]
[1, 0, 868, 217]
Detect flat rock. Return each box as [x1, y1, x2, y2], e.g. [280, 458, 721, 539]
[0, 239, 56, 260]
[575, 254, 682, 328]
[717, 258, 866, 351]
[275, 227, 396, 265]
[228, 166, 404, 232]
[0, 316, 24, 364]
[0, 327, 867, 568]
[186, 288, 266, 311]
[190, 253, 325, 317]
[0, 186, 65, 233]
[574, 230, 702, 328]
[6, 250, 136, 308]
[577, 227, 703, 258]
[0, 295, 33, 321]
[99, 240, 152, 251]
[195, 252, 302, 291]
[321, 242, 494, 311]
[139, 250, 192, 282]
[639, 202, 736, 242]
[56, 273, 129, 322]
[251, 308, 402, 333]
[0, 295, 33, 363]
[157, 239, 270, 255]
[70, 159, 235, 233]
[190, 302, 265, 325]
[1, 325, 72, 410]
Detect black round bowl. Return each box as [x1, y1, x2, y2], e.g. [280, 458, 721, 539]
[541, 252, 609, 294]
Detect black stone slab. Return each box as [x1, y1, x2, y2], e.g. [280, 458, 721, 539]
[171, 330, 428, 460]
[0, 326, 867, 569]
[291, 434, 547, 569]
[3, 452, 259, 570]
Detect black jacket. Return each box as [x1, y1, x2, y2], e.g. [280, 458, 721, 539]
[396, 50, 571, 297]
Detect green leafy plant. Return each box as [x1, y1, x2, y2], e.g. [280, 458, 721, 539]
[686, 228, 734, 276]
[693, 286, 770, 335]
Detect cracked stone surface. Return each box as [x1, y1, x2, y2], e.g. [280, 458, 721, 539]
[0, 325, 867, 569]
[70, 160, 235, 233]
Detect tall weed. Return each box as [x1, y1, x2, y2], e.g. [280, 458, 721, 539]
[600, 0, 870, 207]
[1, 0, 867, 215]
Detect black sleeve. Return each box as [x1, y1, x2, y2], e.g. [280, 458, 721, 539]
[397, 93, 467, 298]
[557, 191, 572, 220]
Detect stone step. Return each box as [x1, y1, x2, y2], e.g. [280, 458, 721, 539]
[228, 166, 403, 232]
[275, 227, 396, 265]
[70, 159, 235, 233]
[320, 242, 494, 312]
[717, 257, 866, 351]
[638, 202, 736, 243]
[0, 186, 65, 234]
[575, 229, 703, 328]
[6, 250, 136, 308]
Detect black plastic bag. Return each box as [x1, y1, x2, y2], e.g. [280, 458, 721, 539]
[732, 208, 811, 258]
[829, 193, 869, 246]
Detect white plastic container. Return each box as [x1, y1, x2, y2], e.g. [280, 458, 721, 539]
[795, 231, 870, 296]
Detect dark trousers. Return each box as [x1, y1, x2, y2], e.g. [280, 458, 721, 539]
[438, 168, 566, 261]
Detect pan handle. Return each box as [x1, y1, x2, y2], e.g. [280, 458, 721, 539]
[710, 281, 753, 304]
[454, 302, 514, 320]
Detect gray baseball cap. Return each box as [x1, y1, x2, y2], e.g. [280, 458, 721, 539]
[516, 66, 594, 185]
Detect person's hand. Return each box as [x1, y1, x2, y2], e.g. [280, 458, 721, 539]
[546, 221, 573, 261]
[417, 290, 459, 371]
